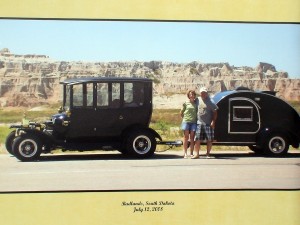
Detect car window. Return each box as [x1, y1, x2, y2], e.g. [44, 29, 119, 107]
[97, 83, 108, 107]
[73, 84, 83, 107]
[65, 85, 71, 109]
[94, 82, 145, 108]
[124, 82, 144, 107]
[111, 83, 120, 108]
[86, 83, 94, 107]
[134, 83, 144, 106]
[124, 83, 134, 104]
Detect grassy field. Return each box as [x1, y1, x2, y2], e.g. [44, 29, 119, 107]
[0, 103, 61, 123]
[289, 101, 300, 113]
[0, 101, 299, 153]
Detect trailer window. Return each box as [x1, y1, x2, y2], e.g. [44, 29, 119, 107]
[233, 106, 253, 121]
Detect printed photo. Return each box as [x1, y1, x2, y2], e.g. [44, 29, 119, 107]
[0, 19, 299, 192]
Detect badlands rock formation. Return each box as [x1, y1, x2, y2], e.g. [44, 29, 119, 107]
[0, 48, 299, 108]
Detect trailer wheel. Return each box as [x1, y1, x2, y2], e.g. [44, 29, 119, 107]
[126, 130, 156, 158]
[12, 134, 42, 161]
[263, 133, 289, 156]
[5, 131, 16, 155]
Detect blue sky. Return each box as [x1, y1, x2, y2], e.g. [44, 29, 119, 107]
[0, 19, 299, 78]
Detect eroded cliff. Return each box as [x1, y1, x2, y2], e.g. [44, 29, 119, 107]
[0, 48, 299, 107]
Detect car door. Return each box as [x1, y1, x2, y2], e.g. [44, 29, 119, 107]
[120, 81, 152, 128]
[93, 82, 123, 137]
[67, 82, 96, 138]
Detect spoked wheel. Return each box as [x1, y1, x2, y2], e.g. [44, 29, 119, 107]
[126, 130, 156, 158]
[263, 133, 289, 156]
[12, 134, 42, 161]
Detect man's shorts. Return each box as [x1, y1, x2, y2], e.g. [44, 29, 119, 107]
[195, 124, 214, 141]
[181, 122, 197, 132]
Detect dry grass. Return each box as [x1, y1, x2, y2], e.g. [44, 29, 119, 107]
[0, 101, 299, 153]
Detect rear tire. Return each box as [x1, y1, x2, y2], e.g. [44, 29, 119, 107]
[125, 130, 156, 158]
[263, 133, 289, 156]
[12, 134, 42, 161]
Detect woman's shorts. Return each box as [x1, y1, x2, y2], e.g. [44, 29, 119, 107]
[195, 124, 214, 141]
[181, 122, 197, 132]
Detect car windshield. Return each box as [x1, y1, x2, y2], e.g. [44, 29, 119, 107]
[64, 85, 71, 110]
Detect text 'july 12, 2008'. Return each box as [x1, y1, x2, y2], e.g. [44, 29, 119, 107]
[121, 200, 175, 213]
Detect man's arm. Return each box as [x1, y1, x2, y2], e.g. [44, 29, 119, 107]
[211, 110, 217, 129]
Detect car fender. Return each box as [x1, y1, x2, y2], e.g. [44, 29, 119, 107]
[146, 127, 163, 141]
[17, 128, 54, 146]
[122, 125, 162, 142]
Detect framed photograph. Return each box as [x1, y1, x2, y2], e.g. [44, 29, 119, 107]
[0, 1, 299, 225]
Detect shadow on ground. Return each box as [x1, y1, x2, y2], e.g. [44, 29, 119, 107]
[27, 150, 300, 162]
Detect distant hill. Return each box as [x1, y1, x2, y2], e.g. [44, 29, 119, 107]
[0, 48, 299, 107]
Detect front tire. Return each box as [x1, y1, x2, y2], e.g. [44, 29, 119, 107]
[126, 130, 156, 158]
[12, 134, 42, 161]
[5, 131, 16, 155]
[263, 133, 289, 156]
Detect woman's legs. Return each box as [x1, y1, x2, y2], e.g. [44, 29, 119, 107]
[183, 130, 190, 158]
[192, 124, 201, 159]
[189, 131, 195, 156]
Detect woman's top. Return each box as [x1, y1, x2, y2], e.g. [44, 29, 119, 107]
[181, 100, 198, 123]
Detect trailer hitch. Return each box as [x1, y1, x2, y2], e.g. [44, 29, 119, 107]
[157, 140, 182, 147]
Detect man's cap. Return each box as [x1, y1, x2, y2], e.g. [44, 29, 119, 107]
[199, 87, 208, 93]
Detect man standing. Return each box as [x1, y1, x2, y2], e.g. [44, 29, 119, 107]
[192, 87, 218, 159]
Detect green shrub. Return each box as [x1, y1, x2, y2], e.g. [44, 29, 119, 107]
[0, 126, 10, 148]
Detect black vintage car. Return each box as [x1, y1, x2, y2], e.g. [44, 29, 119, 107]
[212, 88, 300, 156]
[6, 77, 180, 161]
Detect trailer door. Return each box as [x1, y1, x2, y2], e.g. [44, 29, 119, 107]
[228, 97, 261, 134]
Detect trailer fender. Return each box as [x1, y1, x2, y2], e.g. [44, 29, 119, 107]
[288, 132, 300, 148]
[258, 127, 299, 147]
[256, 128, 270, 147]
[257, 127, 286, 143]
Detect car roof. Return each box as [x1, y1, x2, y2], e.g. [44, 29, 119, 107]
[60, 77, 153, 85]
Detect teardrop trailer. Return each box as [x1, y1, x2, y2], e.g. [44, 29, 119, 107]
[5, 77, 182, 161]
[212, 88, 300, 156]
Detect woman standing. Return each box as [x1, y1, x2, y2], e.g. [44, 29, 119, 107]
[180, 90, 198, 158]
